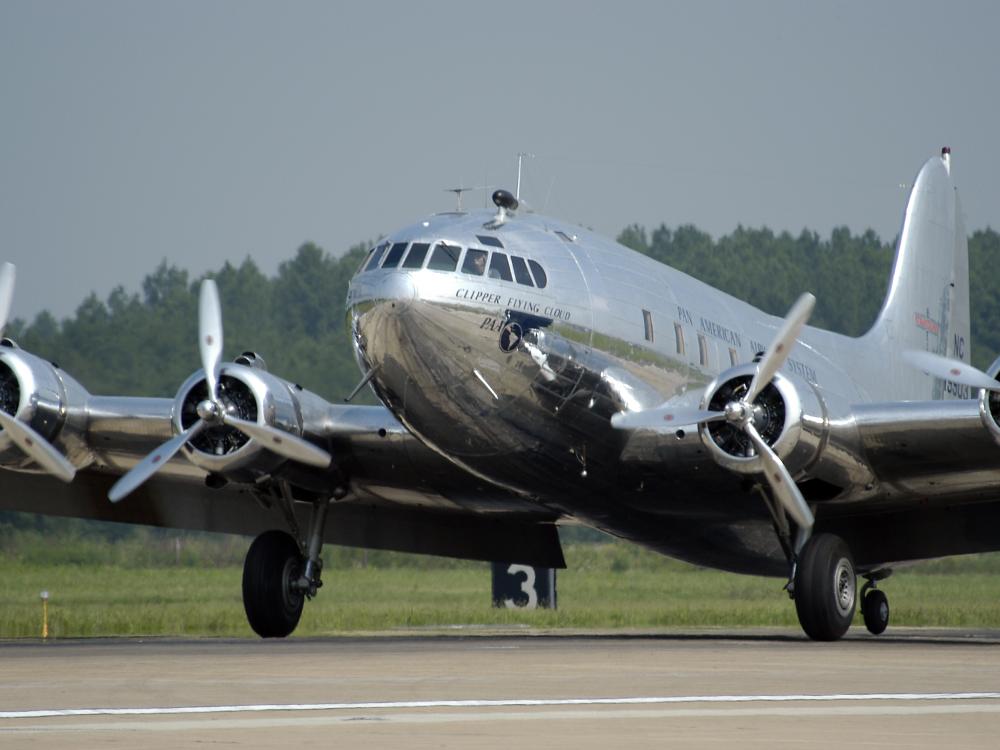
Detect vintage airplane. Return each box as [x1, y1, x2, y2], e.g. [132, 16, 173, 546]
[0, 147, 995, 641]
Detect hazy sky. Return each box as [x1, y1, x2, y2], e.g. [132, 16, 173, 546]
[2, 1, 997, 320]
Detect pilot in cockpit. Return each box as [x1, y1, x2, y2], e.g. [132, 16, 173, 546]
[472, 253, 487, 275]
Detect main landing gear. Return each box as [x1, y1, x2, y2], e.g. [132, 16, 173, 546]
[789, 532, 892, 640]
[792, 534, 856, 640]
[242, 497, 333, 638]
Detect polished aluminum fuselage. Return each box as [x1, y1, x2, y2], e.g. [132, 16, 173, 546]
[347, 208, 956, 574]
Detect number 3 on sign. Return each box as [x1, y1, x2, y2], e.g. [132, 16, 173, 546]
[503, 564, 538, 609]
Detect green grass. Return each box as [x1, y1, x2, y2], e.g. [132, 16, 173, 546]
[4, 538, 1000, 638]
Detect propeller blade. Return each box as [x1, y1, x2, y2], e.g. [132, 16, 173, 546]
[222, 414, 332, 468]
[902, 350, 1000, 391]
[610, 407, 725, 431]
[199, 279, 224, 400]
[0, 409, 75, 482]
[746, 292, 816, 404]
[0, 262, 15, 337]
[108, 420, 207, 503]
[745, 422, 814, 530]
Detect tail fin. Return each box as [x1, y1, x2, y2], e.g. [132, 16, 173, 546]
[864, 149, 970, 399]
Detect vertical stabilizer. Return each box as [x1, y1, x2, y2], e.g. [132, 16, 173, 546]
[865, 149, 970, 400]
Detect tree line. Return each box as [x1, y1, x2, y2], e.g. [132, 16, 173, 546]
[11, 242, 371, 402]
[8, 225, 1000, 404]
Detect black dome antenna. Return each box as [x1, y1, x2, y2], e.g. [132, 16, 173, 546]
[492, 189, 518, 211]
[486, 189, 518, 228]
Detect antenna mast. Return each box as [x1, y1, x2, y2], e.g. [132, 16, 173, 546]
[444, 187, 471, 211]
[515, 152, 534, 201]
[443, 183, 488, 211]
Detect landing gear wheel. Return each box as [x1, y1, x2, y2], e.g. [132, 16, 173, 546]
[242, 530, 305, 638]
[793, 533, 856, 641]
[861, 587, 889, 635]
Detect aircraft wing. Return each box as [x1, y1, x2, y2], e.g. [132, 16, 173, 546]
[849, 399, 1000, 503]
[0, 397, 565, 567]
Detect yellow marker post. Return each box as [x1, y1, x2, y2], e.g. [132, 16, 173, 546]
[40, 590, 49, 639]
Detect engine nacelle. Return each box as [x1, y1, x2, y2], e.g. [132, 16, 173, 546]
[698, 364, 828, 478]
[977, 355, 1000, 444]
[172, 363, 307, 480]
[0, 341, 91, 470]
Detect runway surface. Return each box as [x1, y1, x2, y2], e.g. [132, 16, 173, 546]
[2, 628, 1000, 748]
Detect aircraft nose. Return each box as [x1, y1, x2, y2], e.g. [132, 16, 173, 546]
[378, 272, 416, 307]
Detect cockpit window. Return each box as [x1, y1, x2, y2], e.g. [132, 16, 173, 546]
[477, 235, 504, 248]
[402, 242, 430, 269]
[488, 252, 513, 282]
[381, 242, 408, 269]
[462, 248, 488, 276]
[510, 256, 534, 286]
[528, 259, 548, 288]
[357, 248, 375, 273]
[427, 243, 461, 271]
[363, 242, 389, 272]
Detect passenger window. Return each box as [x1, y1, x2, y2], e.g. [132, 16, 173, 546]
[527, 260, 547, 288]
[488, 252, 513, 282]
[427, 243, 461, 271]
[462, 248, 489, 276]
[698, 334, 709, 366]
[729, 347, 739, 366]
[381, 242, 408, 269]
[402, 242, 430, 269]
[364, 243, 388, 272]
[674, 323, 685, 355]
[510, 256, 534, 286]
[643, 310, 654, 342]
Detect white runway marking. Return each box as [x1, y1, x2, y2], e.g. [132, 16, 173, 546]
[2, 692, 999, 720]
[5, 704, 1000, 734]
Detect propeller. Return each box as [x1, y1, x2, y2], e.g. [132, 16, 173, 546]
[0, 262, 16, 334]
[611, 293, 817, 531]
[108, 279, 331, 503]
[610, 408, 725, 430]
[0, 263, 76, 482]
[902, 350, 1000, 392]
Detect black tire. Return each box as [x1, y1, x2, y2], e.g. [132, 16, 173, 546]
[862, 588, 890, 635]
[242, 530, 305, 638]
[793, 533, 856, 641]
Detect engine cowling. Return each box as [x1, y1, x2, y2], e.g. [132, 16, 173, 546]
[0, 341, 90, 470]
[977, 355, 1000, 443]
[699, 363, 827, 478]
[172, 362, 308, 480]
